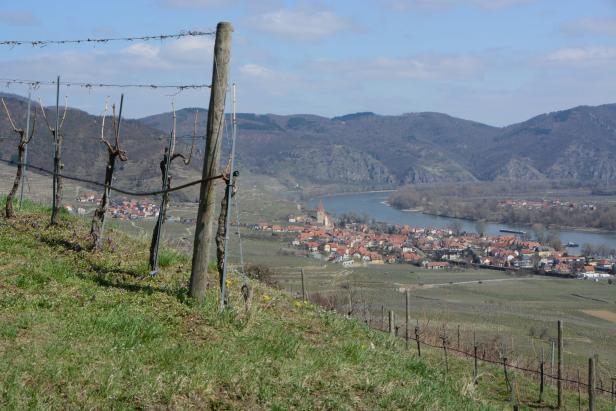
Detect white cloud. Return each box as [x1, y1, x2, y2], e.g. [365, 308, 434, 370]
[161, 0, 233, 8]
[542, 46, 616, 66]
[386, 0, 536, 11]
[249, 9, 352, 39]
[122, 43, 160, 59]
[312, 53, 485, 81]
[0, 11, 38, 26]
[563, 17, 616, 37]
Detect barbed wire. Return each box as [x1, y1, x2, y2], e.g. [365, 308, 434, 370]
[0, 30, 215, 48]
[0, 157, 221, 197]
[0, 78, 211, 91]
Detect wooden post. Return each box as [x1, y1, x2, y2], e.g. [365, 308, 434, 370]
[551, 340, 555, 377]
[405, 290, 410, 350]
[557, 320, 563, 409]
[511, 376, 519, 411]
[457, 324, 460, 350]
[577, 369, 581, 411]
[415, 324, 421, 357]
[189, 22, 233, 301]
[389, 310, 395, 337]
[300, 268, 306, 302]
[588, 357, 595, 411]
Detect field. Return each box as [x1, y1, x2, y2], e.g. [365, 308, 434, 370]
[4, 164, 616, 392]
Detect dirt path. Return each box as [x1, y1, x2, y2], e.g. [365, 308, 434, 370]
[582, 310, 616, 324]
[397, 276, 548, 290]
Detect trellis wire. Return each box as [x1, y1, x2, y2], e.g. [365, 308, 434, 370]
[0, 30, 215, 47]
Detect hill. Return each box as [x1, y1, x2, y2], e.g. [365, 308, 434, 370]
[0, 200, 500, 409]
[3, 93, 616, 194]
[141, 103, 616, 189]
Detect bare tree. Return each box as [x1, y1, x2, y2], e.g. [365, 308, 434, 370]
[149, 108, 196, 272]
[1, 98, 37, 218]
[90, 96, 127, 250]
[39, 97, 68, 225]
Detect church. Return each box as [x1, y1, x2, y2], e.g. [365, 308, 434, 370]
[316, 200, 333, 228]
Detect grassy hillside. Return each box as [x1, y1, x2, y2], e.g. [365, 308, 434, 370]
[0, 202, 609, 409]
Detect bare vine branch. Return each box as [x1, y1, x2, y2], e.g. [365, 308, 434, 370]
[1, 98, 20, 132]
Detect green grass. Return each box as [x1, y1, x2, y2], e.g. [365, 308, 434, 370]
[3, 202, 613, 409]
[0, 202, 508, 410]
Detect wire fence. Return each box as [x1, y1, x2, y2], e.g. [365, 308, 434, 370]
[0, 30, 215, 47]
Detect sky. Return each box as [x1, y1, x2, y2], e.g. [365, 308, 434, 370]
[0, 0, 615, 126]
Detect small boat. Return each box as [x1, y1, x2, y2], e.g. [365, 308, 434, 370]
[499, 229, 526, 235]
[566, 242, 579, 247]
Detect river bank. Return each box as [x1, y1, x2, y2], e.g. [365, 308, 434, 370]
[308, 191, 616, 254]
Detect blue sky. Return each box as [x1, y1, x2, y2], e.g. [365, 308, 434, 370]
[0, 0, 615, 125]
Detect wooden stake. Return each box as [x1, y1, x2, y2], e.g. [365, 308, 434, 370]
[389, 310, 395, 337]
[190, 22, 233, 301]
[588, 357, 595, 411]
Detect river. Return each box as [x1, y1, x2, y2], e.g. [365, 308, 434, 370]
[308, 191, 616, 255]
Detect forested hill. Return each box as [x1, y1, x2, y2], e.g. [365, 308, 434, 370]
[140, 103, 616, 188]
[3, 91, 616, 192]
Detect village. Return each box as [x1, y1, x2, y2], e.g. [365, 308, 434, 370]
[65, 192, 159, 221]
[254, 201, 615, 281]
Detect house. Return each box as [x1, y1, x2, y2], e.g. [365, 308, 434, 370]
[424, 261, 449, 270]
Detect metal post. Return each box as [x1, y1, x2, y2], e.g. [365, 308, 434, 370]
[300, 268, 306, 302]
[588, 357, 595, 411]
[405, 290, 410, 350]
[415, 322, 421, 357]
[539, 345, 545, 403]
[190, 21, 233, 301]
[557, 320, 563, 409]
[219, 82, 238, 310]
[473, 344, 478, 384]
[51, 75, 60, 224]
[19, 92, 31, 209]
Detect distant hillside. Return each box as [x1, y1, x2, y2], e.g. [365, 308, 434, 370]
[0, 94, 202, 200]
[3, 92, 616, 194]
[141, 103, 616, 187]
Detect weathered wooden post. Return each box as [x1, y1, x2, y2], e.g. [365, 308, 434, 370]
[511, 377, 519, 411]
[503, 356, 510, 391]
[51, 75, 63, 226]
[189, 22, 233, 301]
[557, 320, 564, 409]
[588, 357, 595, 411]
[578, 369, 582, 411]
[300, 268, 306, 302]
[389, 310, 395, 337]
[442, 332, 449, 373]
[457, 324, 460, 350]
[405, 290, 410, 350]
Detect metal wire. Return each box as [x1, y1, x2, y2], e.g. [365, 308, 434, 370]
[0, 157, 222, 196]
[0, 30, 215, 47]
[0, 78, 211, 90]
